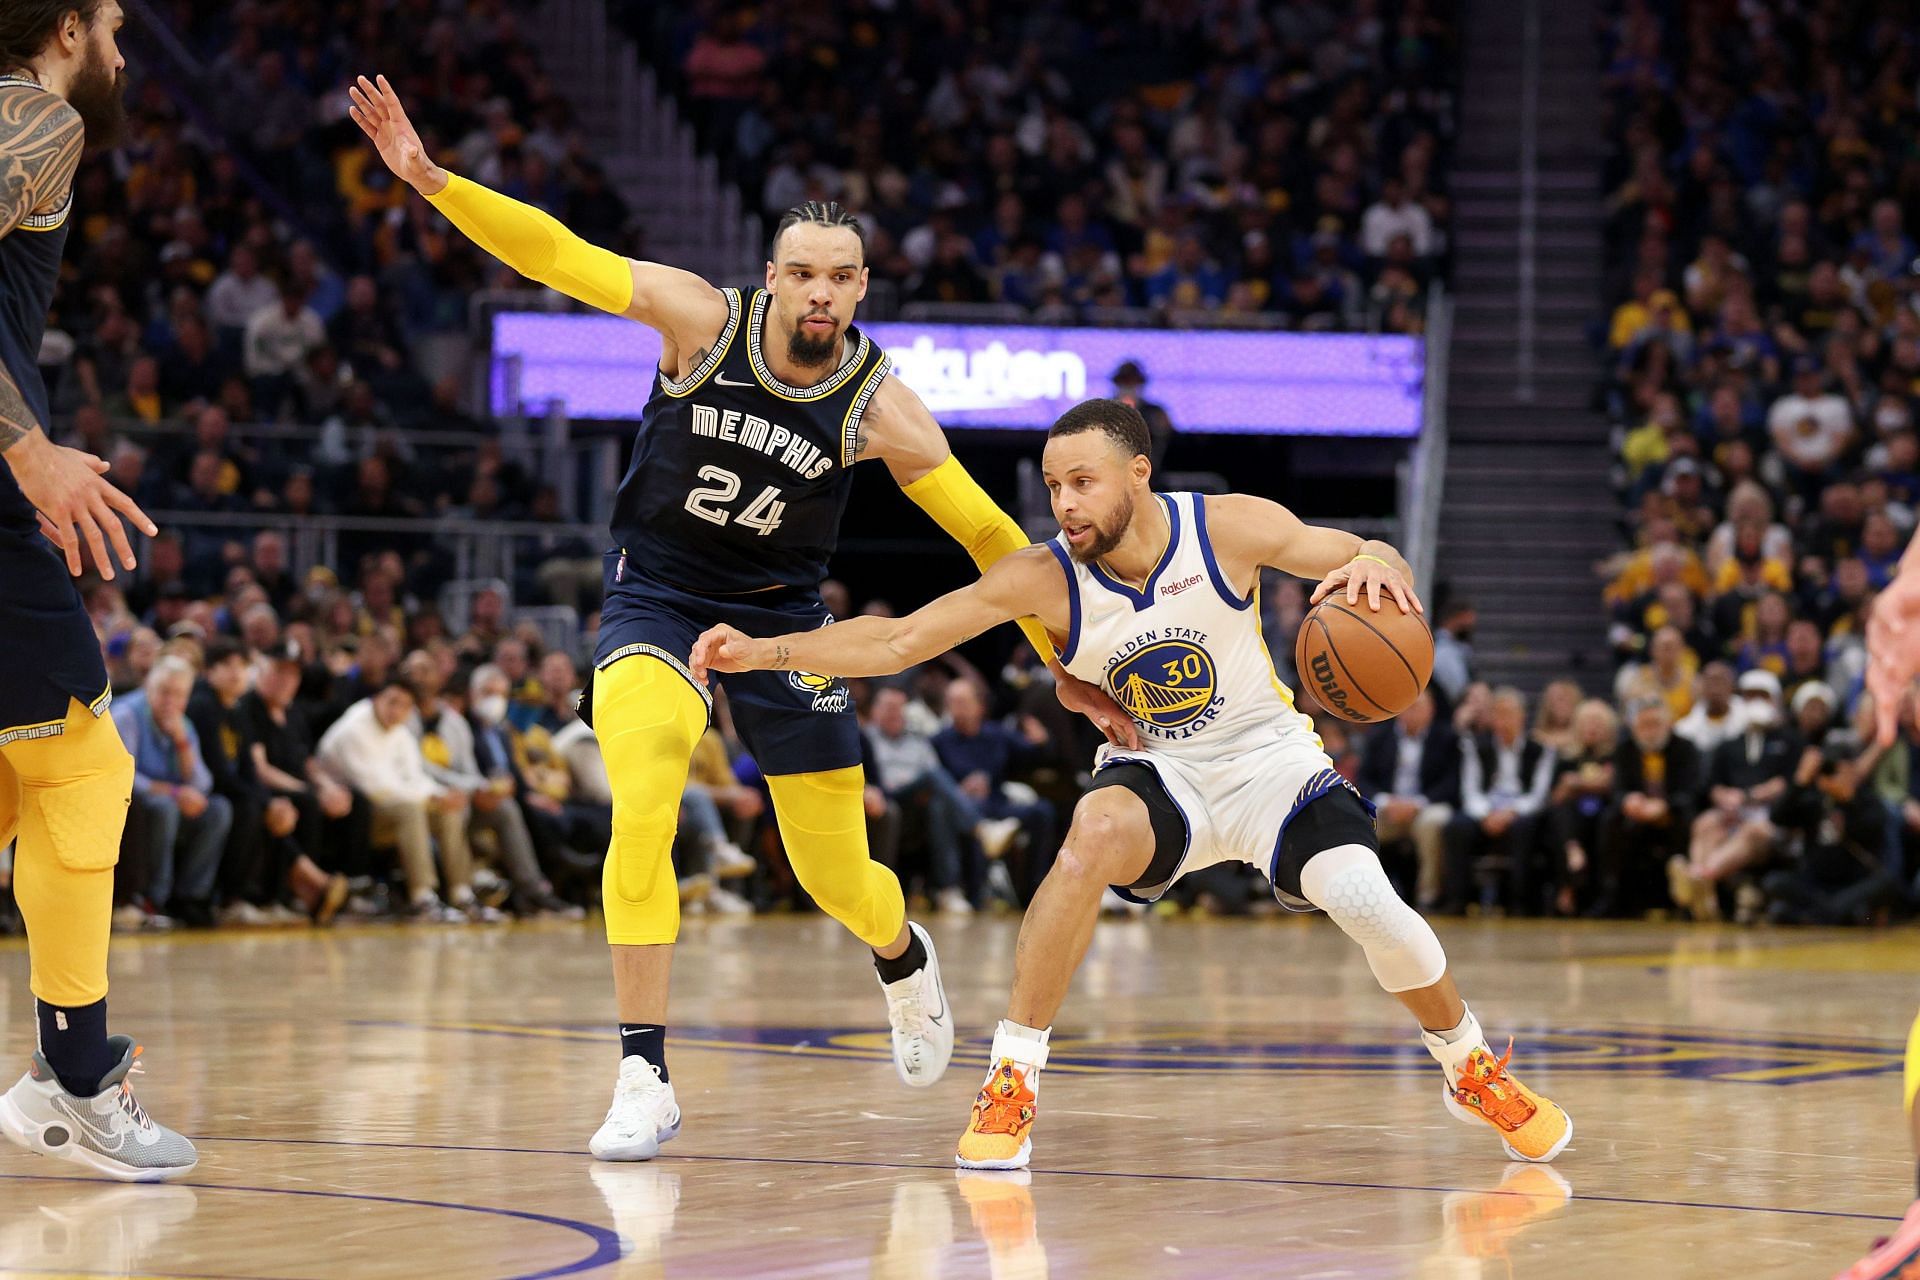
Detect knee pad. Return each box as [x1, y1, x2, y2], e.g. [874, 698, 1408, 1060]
[767, 766, 904, 948]
[1299, 843, 1447, 994]
[592, 656, 709, 943]
[9, 712, 133, 873]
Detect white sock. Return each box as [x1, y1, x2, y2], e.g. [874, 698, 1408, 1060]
[1419, 1005, 1485, 1086]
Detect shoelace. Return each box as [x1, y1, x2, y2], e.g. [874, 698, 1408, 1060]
[615, 1060, 666, 1096]
[971, 1063, 1034, 1137]
[1453, 1040, 1537, 1131]
[888, 977, 928, 1040]
[115, 1053, 151, 1129]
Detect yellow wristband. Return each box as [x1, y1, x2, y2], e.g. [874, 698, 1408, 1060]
[1352, 554, 1394, 570]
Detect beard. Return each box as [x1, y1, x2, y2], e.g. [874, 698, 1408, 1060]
[786, 312, 839, 368]
[66, 40, 125, 148]
[1066, 490, 1134, 564]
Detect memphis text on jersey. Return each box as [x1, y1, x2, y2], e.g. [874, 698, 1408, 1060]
[688, 404, 835, 481]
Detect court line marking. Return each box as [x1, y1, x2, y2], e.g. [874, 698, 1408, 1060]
[192, 1135, 1904, 1224]
[0, 1173, 622, 1280]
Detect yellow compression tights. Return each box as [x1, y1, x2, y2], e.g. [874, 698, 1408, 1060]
[765, 766, 905, 950]
[593, 655, 711, 946]
[1906, 1008, 1920, 1116]
[0, 699, 134, 1007]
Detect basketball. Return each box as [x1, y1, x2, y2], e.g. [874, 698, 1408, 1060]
[1293, 599, 1434, 724]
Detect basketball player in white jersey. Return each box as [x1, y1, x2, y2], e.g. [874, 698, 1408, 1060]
[692, 398, 1572, 1170]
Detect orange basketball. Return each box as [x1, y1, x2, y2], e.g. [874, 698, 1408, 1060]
[1293, 598, 1434, 724]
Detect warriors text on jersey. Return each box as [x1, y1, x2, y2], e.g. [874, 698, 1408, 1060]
[608, 287, 890, 595]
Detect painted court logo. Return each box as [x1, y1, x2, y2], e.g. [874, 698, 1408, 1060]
[788, 669, 850, 713]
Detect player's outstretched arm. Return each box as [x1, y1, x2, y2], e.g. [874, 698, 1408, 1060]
[0, 87, 155, 578]
[1868, 535, 1920, 745]
[852, 374, 1141, 748]
[1203, 493, 1422, 615]
[691, 546, 1067, 683]
[347, 75, 728, 349]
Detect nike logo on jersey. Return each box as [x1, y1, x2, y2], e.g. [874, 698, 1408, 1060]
[713, 372, 755, 388]
[690, 404, 834, 480]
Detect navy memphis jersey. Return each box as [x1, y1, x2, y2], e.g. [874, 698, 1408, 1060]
[608, 287, 891, 595]
[0, 79, 71, 538]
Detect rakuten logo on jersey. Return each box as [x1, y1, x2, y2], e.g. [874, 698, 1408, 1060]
[888, 338, 1087, 412]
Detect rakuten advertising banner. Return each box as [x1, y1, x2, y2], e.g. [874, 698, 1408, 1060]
[490, 313, 1424, 437]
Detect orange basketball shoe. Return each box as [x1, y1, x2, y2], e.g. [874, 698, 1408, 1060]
[1441, 1041, 1573, 1163]
[958, 1059, 1039, 1170]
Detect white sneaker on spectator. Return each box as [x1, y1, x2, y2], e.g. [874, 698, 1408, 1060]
[589, 1058, 680, 1162]
[678, 873, 714, 907]
[709, 841, 756, 879]
[141, 910, 176, 933]
[1100, 888, 1147, 917]
[984, 862, 1019, 908]
[216, 901, 269, 928]
[110, 905, 147, 934]
[975, 817, 1022, 860]
[936, 888, 974, 916]
[706, 885, 753, 915]
[406, 894, 466, 925]
[260, 903, 308, 926]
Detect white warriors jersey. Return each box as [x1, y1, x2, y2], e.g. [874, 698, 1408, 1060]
[1046, 490, 1349, 901]
[1046, 491, 1317, 759]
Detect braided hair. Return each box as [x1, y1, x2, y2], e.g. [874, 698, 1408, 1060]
[771, 201, 867, 260]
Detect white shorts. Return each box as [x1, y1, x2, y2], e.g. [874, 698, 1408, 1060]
[1095, 724, 1354, 903]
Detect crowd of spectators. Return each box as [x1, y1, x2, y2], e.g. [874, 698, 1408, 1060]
[1420, 0, 1920, 926]
[629, 0, 1454, 331]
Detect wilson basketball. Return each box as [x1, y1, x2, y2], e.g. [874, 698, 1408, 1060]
[1293, 599, 1434, 724]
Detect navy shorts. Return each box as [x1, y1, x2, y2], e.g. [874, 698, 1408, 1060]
[0, 532, 112, 744]
[586, 556, 862, 777]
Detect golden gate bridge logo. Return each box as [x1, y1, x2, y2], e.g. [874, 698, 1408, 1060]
[1107, 640, 1218, 728]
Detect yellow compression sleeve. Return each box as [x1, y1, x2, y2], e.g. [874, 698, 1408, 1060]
[1906, 1008, 1920, 1115]
[425, 172, 634, 315]
[899, 455, 1059, 661]
[765, 766, 904, 948]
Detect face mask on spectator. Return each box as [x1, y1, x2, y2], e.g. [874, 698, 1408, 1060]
[475, 694, 509, 725]
[1745, 700, 1780, 728]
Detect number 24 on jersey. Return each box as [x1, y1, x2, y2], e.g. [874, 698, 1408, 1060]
[683, 465, 786, 536]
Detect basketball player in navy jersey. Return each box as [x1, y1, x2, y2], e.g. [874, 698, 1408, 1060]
[0, 1, 197, 1180]
[348, 75, 1134, 1160]
[695, 399, 1572, 1171]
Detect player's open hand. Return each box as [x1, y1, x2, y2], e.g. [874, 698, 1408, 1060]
[347, 74, 445, 194]
[8, 431, 155, 579]
[1867, 567, 1920, 745]
[690, 624, 762, 684]
[1053, 667, 1141, 750]
[1311, 556, 1422, 615]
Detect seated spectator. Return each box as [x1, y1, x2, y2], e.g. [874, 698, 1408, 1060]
[1731, 591, 1793, 676]
[1780, 620, 1831, 706]
[932, 680, 1058, 905]
[1592, 699, 1700, 919]
[468, 663, 602, 903]
[316, 678, 478, 923]
[1532, 680, 1583, 756]
[1763, 735, 1899, 926]
[1673, 671, 1794, 921]
[1358, 691, 1459, 912]
[1442, 687, 1555, 914]
[115, 656, 232, 929]
[1768, 359, 1856, 503]
[1676, 661, 1746, 756]
[864, 686, 1018, 915]
[1541, 700, 1620, 916]
[681, 725, 763, 914]
[188, 638, 305, 926]
[1614, 625, 1698, 721]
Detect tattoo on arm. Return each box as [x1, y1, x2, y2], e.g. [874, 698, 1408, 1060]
[771, 644, 791, 670]
[0, 88, 83, 239]
[0, 358, 41, 455]
[850, 420, 872, 462]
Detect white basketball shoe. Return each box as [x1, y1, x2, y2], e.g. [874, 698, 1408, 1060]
[0, 1036, 197, 1182]
[589, 1057, 681, 1161]
[879, 921, 954, 1087]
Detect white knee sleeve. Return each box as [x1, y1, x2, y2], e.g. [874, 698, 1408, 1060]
[1298, 843, 1448, 993]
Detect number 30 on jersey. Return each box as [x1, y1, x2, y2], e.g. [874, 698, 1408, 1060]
[684, 465, 786, 536]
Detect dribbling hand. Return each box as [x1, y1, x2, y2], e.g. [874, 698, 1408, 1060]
[1310, 556, 1422, 615]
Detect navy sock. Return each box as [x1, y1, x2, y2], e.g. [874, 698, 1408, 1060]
[619, 1023, 667, 1082]
[36, 998, 113, 1098]
[873, 927, 928, 985]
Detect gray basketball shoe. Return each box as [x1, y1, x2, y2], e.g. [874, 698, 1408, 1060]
[0, 1035, 198, 1181]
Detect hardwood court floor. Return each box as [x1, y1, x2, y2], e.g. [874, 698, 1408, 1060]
[2, 912, 1915, 1278]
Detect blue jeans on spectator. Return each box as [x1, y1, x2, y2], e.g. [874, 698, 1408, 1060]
[889, 767, 982, 895]
[128, 788, 232, 908]
[679, 785, 729, 873]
